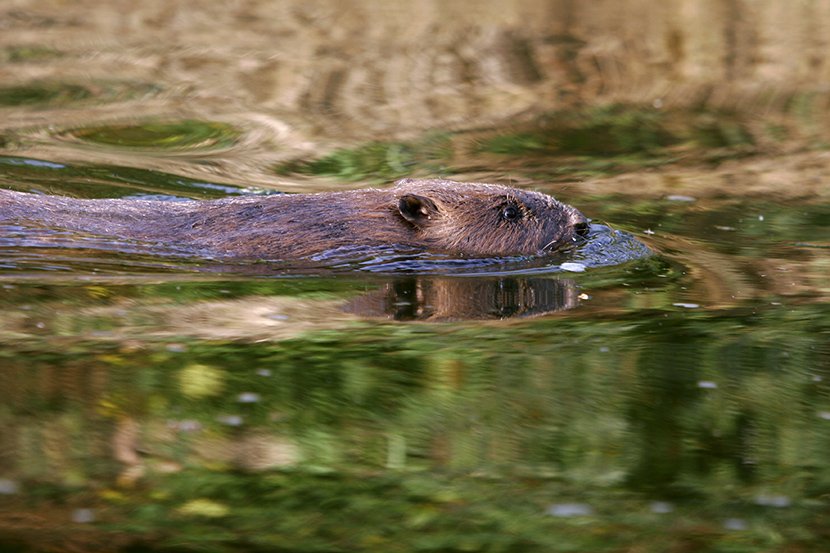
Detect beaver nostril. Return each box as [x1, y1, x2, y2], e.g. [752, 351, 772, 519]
[574, 220, 590, 237]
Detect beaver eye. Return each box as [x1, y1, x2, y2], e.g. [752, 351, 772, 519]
[501, 205, 521, 222]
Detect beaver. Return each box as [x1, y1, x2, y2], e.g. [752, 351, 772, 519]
[0, 178, 589, 260]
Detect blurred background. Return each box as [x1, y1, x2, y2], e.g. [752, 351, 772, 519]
[1, 1, 830, 552]
[3, 0, 830, 193]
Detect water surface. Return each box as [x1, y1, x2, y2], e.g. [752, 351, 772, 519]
[1, 3, 830, 552]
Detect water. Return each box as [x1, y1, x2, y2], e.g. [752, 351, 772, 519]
[2, 3, 830, 552]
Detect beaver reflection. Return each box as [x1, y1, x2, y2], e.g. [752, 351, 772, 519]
[345, 277, 579, 320]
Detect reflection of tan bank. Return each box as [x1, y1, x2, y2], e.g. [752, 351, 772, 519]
[346, 277, 579, 321]
[0, 277, 580, 343]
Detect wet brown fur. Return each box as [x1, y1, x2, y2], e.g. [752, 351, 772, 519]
[0, 178, 587, 259]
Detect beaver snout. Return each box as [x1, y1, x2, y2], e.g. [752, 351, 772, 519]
[572, 211, 591, 238]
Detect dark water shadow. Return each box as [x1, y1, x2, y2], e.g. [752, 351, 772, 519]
[344, 276, 579, 320]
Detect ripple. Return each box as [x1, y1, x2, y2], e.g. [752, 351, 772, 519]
[309, 224, 653, 275]
[62, 120, 241, 152]
[0, 155, 256, 199]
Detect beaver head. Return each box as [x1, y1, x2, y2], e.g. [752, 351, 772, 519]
[392, 178, 589, 257]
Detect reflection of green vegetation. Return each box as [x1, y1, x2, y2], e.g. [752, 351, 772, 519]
[2, 300, 830, 551]
[481, 106, 677, 156]
[70, 120, 240, 151]
[789, 92, 822, 129]
[275, 99, 830, 184]
[0, 83, 91, 107]
[477, 105, 763, 161]
[691, 113, 755, 149]
[2, 45, 63, 63]
[274, 105, 776, 182]
[275, 132, 453, 182]
[102, 466, 824, 553]
[0, 80, 160, 109]
[786, 92, 830, 149]
[586, 198, 830, 256]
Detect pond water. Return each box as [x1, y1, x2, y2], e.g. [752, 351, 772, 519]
[2, 3, 830, 552]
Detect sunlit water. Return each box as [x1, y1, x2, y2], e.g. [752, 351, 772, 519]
[2, 3, 830, 552]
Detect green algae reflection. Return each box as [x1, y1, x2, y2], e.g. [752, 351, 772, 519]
[0, 81, 160, 108]
[1, 45, 63, 63]
[276, 132, 454, 182]
[70, 120, 241, 151]
[0, 83, 92, 107]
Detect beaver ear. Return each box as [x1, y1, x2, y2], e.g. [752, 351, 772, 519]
[398, 194, 439, 227]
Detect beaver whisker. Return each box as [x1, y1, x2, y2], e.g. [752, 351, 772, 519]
[542, 238, 560, 252]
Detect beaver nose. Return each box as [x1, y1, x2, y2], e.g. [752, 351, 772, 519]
[572, 211, 590, 237]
